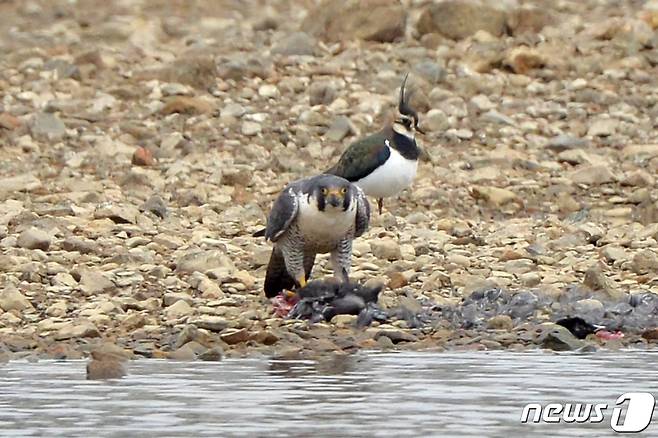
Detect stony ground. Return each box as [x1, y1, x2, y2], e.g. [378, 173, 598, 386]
[2, 0, 658, 366]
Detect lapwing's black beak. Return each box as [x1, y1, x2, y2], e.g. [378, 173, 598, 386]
[416, 126, 426, 135]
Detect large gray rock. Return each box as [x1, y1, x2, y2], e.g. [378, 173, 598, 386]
[539, 323, 587, 351]
[30, 113, 66, 141]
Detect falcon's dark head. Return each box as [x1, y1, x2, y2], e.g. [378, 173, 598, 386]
[309, 175, 354, 212]
[394, 73, 424, 137]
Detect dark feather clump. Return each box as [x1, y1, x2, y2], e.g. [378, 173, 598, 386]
[288, 279, 386, 327]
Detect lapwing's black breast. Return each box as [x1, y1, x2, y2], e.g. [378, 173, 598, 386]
[392, 132, 420, 160]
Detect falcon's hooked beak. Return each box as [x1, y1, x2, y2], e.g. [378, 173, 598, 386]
[321, 187, 347, 209]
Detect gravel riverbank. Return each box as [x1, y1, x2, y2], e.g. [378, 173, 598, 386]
[1, 0, 658, 364]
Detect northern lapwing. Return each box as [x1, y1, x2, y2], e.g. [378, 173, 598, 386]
[326, 73, 424, 214]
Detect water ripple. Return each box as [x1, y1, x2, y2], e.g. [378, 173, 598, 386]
[1, 351, 656, 437]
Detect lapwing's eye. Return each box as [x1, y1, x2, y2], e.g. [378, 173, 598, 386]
[340, 187, 347, 195]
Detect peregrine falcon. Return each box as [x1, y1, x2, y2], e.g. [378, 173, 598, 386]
[326, 73, 424, 214]
[259, 174, 370, 298]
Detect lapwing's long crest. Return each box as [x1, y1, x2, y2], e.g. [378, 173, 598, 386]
[398, 73, 416, 119]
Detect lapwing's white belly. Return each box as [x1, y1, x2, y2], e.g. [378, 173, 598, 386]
[296, 198, 356, 251]
[355, 146, 418, 199]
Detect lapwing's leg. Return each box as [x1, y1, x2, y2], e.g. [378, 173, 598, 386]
[377, 198, 383, 215]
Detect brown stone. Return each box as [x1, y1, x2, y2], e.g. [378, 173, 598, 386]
[132, 147, 154, 166]
[417, 1, 507, 39]
[159, 96, 213, 115]
[302, 0, 405, 43]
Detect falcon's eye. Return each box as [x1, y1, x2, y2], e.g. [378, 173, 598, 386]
[340, 187, 347, 195]
[321, 188, 328, 195]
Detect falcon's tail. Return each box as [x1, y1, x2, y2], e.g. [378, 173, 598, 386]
[264, 247, 294, 298]
[264, 247, 315, 298]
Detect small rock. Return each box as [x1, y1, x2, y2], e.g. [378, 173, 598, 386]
[220, 328, 250, 345]
[387, 272, 408, 289]
[168, 344, 198, 361]
[79, 270, 115, 295]
[0, 174, 41, 192]
[17, 227, 51, 250]
[588, 118, 619, 137]
[309, 81, 337, 106]
[631, 250, 658, 274]
[94, 203, 139, 224]
[423, 109, 449, 132]
[641, 328, 658, 341]
[56, 320, 100, 340]
[241, 121, 262, 136]
[175, 250, 234, 274]
[622, 170, 654, 187]
[139, 195, 167, 219]
[504, 47, 545, 75]
[545, 135, 589, 152]
[509, 6, 555, 35]
[271, 32, 316, 56]
[374, 329, 418, 344]
[132, 147, 154, 166]
[191, 316, 230, 332]
[488, 315, 513, 330]
[86, 355, 127, 380]
[471, 186, 520, 207]
[371, 239, 401, 261]
[30, 112, 66, 141]
[258, 84, 280, 99]
[0, 113, 21, 130]
[198, 346, 224, 361]
[583, 266, 623, 299]
[166, 300, 194, 319]
[302, 0, 405, 42]
[569, 165, 615, 185]
[325, 116, 355, 142]
[601, 246, 628, 264]
[417, 0, 507, 39]
[52, 273, 77, 288]
[159, 96, 213, 115]
[0, 286, 33, 312]
[539, 323, 587, 351]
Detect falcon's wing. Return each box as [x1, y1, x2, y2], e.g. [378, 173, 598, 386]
[264, 184, 300, 242]
[326, 133, 390, 182]
[353, 186, 370, 238]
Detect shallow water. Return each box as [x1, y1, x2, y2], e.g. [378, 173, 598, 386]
[1, 351, 657, 437]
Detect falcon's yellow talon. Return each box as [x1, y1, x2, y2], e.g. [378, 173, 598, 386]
[283, 289, 297, 299]
[298, 276, 307, 288]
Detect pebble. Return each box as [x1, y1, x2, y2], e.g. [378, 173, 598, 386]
[30, 112, 66, 141]
[16, 228, 51, 250]
[0, 286, 33, 312]
[371, 239, 402, 261]
[241, 121, 262, 136]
